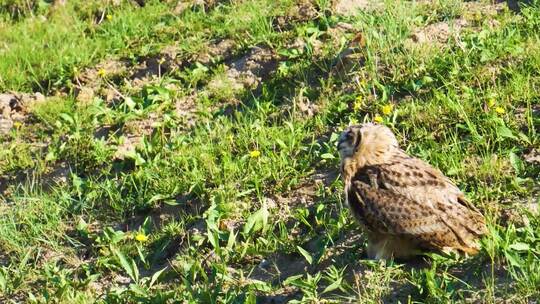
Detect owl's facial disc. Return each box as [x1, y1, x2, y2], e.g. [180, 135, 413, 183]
[337, 125, 362, 159]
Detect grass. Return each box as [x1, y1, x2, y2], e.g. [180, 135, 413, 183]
[0, 0, 539, 302]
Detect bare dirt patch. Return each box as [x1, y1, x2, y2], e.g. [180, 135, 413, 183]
[174, 93, 199, 129]
[225, 46, 280, 90]
[523, 148, 540, 166]
[114, 113, 160, 160]
[206, 45, 280, 107]
[331, 31, 366, 77]
[333, 0, 383, 15]
[250, 252, 309, 283]
[410, 18, 469, 45]
[0, 160, 71, 197]
[0, 92, 46, 135]
[273, 0, 318, 31]
[173, 0, 226, 15]
[196, 39, 237, 65]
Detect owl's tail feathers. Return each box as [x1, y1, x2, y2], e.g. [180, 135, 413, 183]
[439, 213, 487, 256]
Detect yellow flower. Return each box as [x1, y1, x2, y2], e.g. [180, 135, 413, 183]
[135, 233, 148, 242]
[353, 96, 363, 112]
[381, 104, 393, 116]
[373, 115, 383, 123]
[487, 99, 496, 108]
[106, 14, 113, 21]
[249, 150, 261, 158]
[97, 68, 107, 78]
[495, 107, 505, 115]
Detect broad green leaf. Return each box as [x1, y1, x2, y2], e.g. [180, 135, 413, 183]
[59, 113, 74, 124]
[149, 267, 167, 287]
[496, 125, 517, 140]
[226, 230, 237, 251]
[283, 274, 304, 286]
[322, 277, 343, 293]
[320, 153, 335, 159]
[0, 269, 6, 291]
[509, 152, 524, 174]
[113, 248, 136, 282]
[509, 242, 530, 251]
[243, 202, 268, 234]
[297, 245, 313, 265]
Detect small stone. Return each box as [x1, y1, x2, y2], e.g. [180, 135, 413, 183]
[523, 149, 540, 165]
[33, 92, 45, 103]
[0, 93, 16, 106]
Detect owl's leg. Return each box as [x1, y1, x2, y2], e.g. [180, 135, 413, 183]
[366, 234, 393, 260]
[366, 235, 420, 260]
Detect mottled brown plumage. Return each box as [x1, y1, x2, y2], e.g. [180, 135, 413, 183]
[337, 123, 487, 260]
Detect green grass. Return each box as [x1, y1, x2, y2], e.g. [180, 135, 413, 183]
[0, 0, 539, 302]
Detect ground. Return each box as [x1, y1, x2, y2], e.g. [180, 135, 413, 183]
[0, 0, 539, 303]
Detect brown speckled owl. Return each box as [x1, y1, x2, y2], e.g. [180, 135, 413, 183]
[337, 123, 487, 260]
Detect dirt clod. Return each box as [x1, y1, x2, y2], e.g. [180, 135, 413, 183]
[334, 0, 383, 15]
[523, 148, 540, 165]
[411, 19, 468, 44]
[227, 46, 279, 89]
[114, 114, 160, 160]
[0, 92, 46, 135]
[175, 94, 198, 128]
[207, 46, 280, 96]
[197, 39, 237, 64]
[273, 1, 318, 31]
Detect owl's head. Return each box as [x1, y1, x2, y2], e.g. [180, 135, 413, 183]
[337, 123, 399, 164]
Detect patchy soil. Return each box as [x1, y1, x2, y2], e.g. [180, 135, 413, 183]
[196, 39, 237, 65]
[333, 0, 384, 15]
[332, 31, 366, 77]
[173, 0, 225, 15]
[410, 18, 469, 45]
[114, 113, 160, 160]
[0, 92, 46, 135]
[223, 46, 280, 91]
[174, 93, 199, 129]
[523, 148, 540, 166]
[0, 160, 70, 197]
[272, 0, 318, 31]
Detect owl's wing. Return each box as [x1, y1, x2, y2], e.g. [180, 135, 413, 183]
[370, 152, 487, 250]
[348, 180, 467, 252]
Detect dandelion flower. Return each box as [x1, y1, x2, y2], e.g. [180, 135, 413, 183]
[381, 104, 393, 116]
[249, 150, 261, 158]
[495, 107, 505, 115]
[374, 115, 383, 123]
[135, 233, 148, 242]
[487, 99, 496, 108]
[97, 68, 107, 78]
[106, 14, 113, 21]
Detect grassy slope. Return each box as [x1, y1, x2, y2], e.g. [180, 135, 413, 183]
[0, 0, 539, 303]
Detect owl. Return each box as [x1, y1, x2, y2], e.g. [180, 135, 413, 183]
[337, 123, 487, 260]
